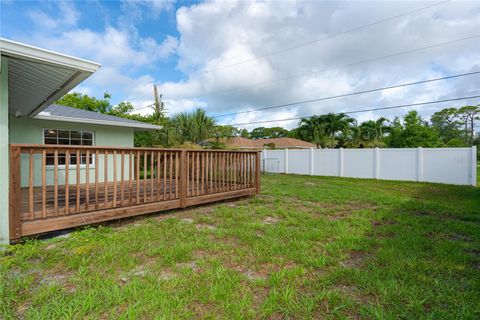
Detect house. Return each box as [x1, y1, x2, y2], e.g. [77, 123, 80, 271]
[224, 137, 316, 149]
[1, 38, 260, 244]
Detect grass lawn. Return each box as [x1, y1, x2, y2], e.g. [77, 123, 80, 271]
[1, 174, 479, 319]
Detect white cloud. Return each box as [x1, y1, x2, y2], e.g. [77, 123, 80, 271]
[16, 0, 480, 128]
[120, 0, 175, 21]
[27, 1, 79, 31]
[156, 0, 480, 129]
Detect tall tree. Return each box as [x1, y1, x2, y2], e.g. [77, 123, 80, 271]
[298, 116, 334, 148]
[57, 92, 112, 113]
[430, 107, 463, 144]
[358, 117, 390, 146]
[457, 105, 480, 145]
[323, 113, 355, 138]
[170, 108, 215, 144]
[250, 126, 289, 139]
[386, 111, 442, 147]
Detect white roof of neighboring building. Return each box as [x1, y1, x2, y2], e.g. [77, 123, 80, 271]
[0, 38, 101, 117]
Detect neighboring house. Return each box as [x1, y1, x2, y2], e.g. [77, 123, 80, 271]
[224, 137, 316, 149]
[0, 38, 260, 244]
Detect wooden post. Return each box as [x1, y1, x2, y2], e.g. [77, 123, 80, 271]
[255, 151, 261, 194]
[9, 146, 22, 240]
[28, 149, 34, 220]
[180, 150, 187, 207]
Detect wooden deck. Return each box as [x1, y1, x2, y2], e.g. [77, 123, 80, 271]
[20, 178, 253, 220]
[9, 145, 261, 240]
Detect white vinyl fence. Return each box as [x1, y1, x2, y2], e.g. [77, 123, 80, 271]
[261, 147, 477, 186]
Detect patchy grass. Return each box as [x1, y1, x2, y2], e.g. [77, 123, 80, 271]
[1, 174, 479, 319]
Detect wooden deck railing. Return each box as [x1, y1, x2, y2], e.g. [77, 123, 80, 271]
[9, 144, 260, 240]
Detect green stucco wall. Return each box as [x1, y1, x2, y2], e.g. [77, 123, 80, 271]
[0, 57, 9, 244]
[9, 117, 135, 188]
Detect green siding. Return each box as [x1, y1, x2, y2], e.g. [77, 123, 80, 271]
[9, 117, 135, 188]
[0, 57, 9, 244]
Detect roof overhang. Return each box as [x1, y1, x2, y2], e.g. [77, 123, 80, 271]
[0, 38, 101, 117]
[34, 112, 163, 131]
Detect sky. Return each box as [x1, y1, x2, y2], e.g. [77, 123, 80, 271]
[1, 0, 479, 130]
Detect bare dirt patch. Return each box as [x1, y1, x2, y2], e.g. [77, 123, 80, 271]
[176, 261, 200, 271]
[262, 216, 280, 225]
[341, 250, 370, 268]
[314, 201, 378, 221]
[195, 224, 216, 230]
[337, 284, 371, 304]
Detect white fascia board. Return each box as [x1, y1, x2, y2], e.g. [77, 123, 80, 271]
[0, 38, 101, 72]
[34, 114, 163, 131]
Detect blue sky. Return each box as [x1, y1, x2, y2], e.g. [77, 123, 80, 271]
[1, 0, 479, 129]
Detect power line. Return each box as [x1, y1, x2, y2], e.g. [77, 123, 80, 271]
[211, 71, 480, 118]
[225, 94, 480, 126]
[204, 0, 450, 73]
[195, 34, 479, 98]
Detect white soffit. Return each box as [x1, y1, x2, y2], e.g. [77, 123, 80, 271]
[0, 38, 101, 117]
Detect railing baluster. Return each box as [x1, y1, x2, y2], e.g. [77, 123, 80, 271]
[151, 151, 154, 201]
[143, 151, 147, 203]
[163, 151, 167, 200]
[197, 152, 201, 196]
[223, 152, 226, 192]
[85, 150, 90, 211]
[136, 151, 140, 204]
[231, 153, 234, 191]
[251, 153, 254, 187]
[121, 151, 125, 206]
[214, 152, 218, 192]
[186, 153, 190, 197]
[113, 150, 117, 207]
[255, 151, 261, 193]
[42, 149, 47, 218]
[209, 153, 212, 193]
[180, 150, 187, 207]
[54, 149, 59, 215]
[104, 150, 109, 208]
[175, 152, 179, 199]
[95, 150, 99, 210]
[29, 149, 34, 220]
[169, 151, 173, 199]
[157, 151, 161, 200]
[205, 152, 209, 194]
[233, 153, 237, 190]
[129, 151, 133, 205]
[76, 150, 80, 213]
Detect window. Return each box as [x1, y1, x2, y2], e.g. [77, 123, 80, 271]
[44, 129, 94, 166]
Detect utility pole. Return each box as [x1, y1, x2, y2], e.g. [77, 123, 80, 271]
[153, 84, 160, 115]
[153, 84, 166, 120]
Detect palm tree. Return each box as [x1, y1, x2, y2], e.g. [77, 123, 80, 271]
[321, 113, 356, 139]
[171, 108, 215, 144]
[359, 117, 389, 146]
[298, 116, 335, 148]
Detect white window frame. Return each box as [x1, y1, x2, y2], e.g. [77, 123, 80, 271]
[43, 128, 96, 169]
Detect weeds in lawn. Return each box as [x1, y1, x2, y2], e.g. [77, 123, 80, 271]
[1, 174, 479, 319]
